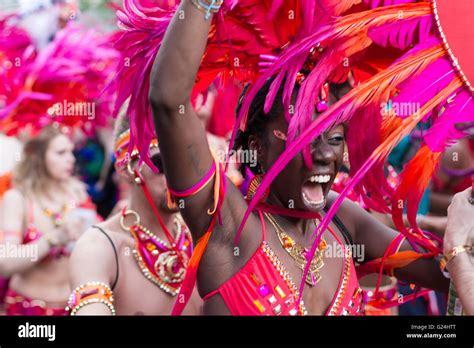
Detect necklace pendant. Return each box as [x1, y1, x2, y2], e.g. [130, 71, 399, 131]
[265, 213, 326, 288]
[307, 271, 321, 287]
[53, 216, 64, 228]
[299, 261, 324, 287]
[126, 214, 193, 296]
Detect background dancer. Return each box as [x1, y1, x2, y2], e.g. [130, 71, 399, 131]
[0, 126, 98, 315]
[68, 113, 202, 315]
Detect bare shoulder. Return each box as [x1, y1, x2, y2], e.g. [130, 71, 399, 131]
[69, 223, 119, 287]
[1, 188, 25, 216]
[2, 188, 25, 205]
[0, 188, 26, 231]
[442, 139, 472, 168]
[72, 222, 120, 262]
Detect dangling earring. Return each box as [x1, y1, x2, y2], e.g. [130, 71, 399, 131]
[126, 153, 144, 186]
[316, 82, 329, 113]
[246, 164, 269, 202]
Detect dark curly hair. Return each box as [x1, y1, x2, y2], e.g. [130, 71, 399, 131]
[234, 77, 297, 177]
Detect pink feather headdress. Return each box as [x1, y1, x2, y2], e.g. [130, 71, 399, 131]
[109, 0, 333, 168]
[0, 15, 36, 115]
[0, 20, 120, 136]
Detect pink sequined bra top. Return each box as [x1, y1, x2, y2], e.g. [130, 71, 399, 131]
[23, 198, 97, 258]
[202, 211, 364, 316]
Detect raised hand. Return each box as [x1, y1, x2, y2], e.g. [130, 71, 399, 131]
[444, 187, 474, 254]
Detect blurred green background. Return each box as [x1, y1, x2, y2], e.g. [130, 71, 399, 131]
[0, 0, 122, 31]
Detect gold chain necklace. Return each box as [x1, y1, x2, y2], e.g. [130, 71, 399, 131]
[264, 213, 326, 287]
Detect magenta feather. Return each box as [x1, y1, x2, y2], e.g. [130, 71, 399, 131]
[110, 0, 176, 168]
[0, 15, 35, 64]
[424, 89, 474, 152]
[0, 15, 36, 105]
[363, 0, 418, 7]
[232, 8, 438, 247]
[391, 55, 455, 120]
[268, 0, 284, 17]
[114, 0, 316, 168]
[236, 2, 431, 135]
[368, 14, 432, 49]
[346, 106, 392, 213]
[234, 43, 450, 306]
[288, 34, 372, 146]
[251, 5, 429, 174]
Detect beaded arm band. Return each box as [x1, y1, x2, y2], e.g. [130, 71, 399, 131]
[167, 154, 224, 215]
[66, 281, 115, 315]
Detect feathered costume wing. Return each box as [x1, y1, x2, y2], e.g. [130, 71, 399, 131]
[0, 19, 120, 136]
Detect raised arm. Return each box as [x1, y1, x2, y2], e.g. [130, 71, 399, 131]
[149, 1, 219, 238]
[148, 1, 251, 240]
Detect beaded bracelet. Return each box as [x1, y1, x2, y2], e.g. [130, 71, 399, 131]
[66, 281, 116, 315]
[440, 245, 473, 273]
[190, 0, 223, 20]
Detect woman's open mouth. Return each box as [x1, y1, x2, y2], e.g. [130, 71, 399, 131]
[301, 174, 331, 211]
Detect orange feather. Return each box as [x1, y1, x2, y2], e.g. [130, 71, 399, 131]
[390, 78, 462, 231]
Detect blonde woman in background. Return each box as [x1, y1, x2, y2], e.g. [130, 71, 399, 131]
[0, 126, 99, 315]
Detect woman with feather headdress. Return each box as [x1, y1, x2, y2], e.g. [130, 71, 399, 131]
[112, 0, 474, 315]
[0, 17, 118, 315]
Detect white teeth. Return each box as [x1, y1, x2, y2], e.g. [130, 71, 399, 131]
[308, 175, 331, 184]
